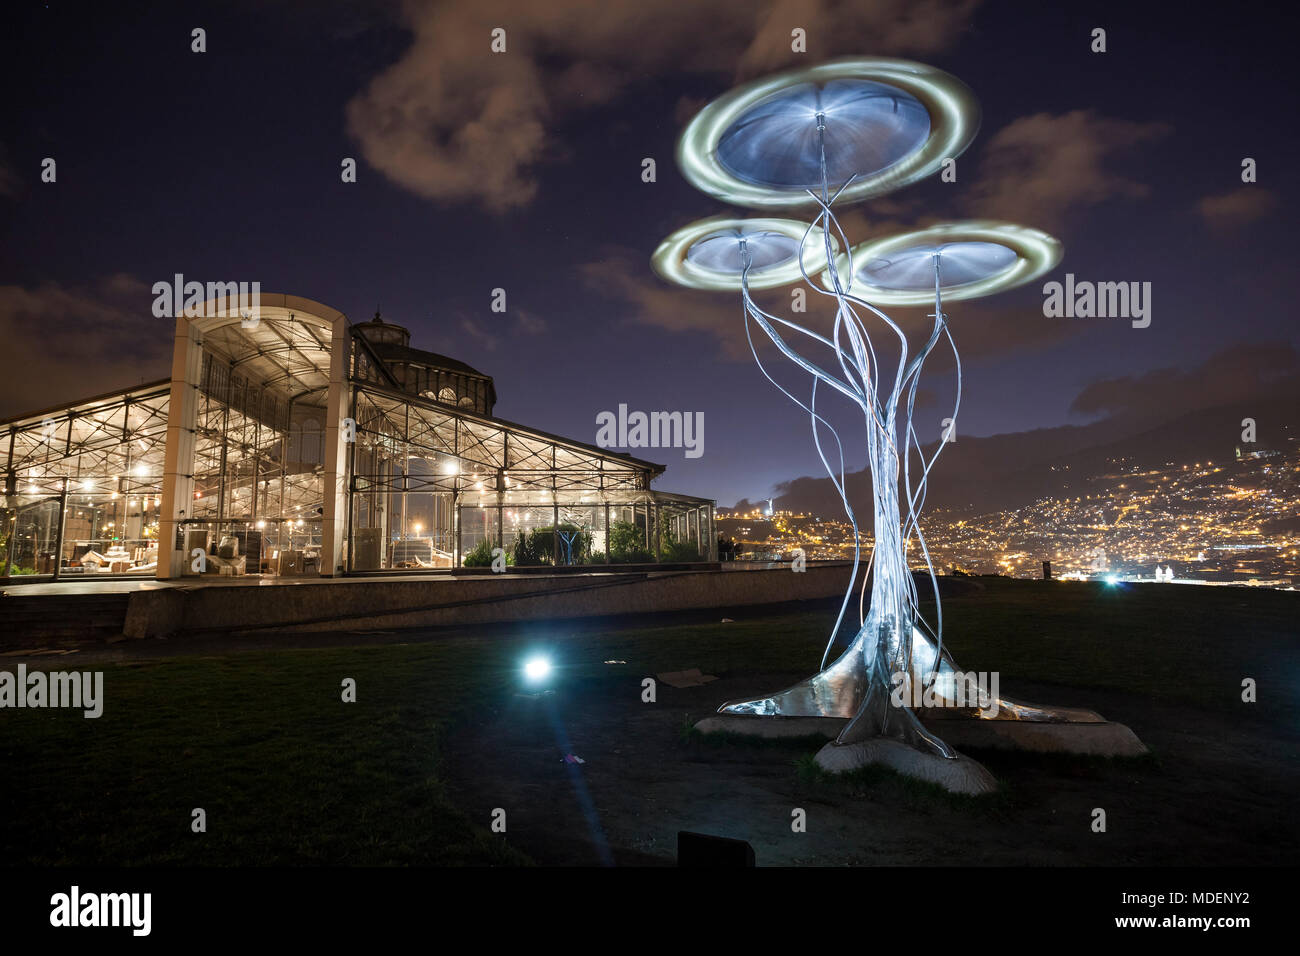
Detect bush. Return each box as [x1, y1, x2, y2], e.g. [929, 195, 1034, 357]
[661, 540, 702, 563]
[462, 539, 495, 567]
[655, 511, 702, 563]
[610, 548, 654, 565]
[511, 531, 549, 566]
[607, 520, 648, 563]
[507, 524, 595, 566]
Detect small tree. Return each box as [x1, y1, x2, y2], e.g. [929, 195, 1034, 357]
[552, 522, 593, 565]
[608, 520, 652, 563]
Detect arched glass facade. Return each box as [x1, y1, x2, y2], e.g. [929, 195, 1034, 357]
[1, 297, 714, 580]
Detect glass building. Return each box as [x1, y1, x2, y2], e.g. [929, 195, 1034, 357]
[1, 294, 715, 580]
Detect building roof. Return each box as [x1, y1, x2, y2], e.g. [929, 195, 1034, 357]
[354, 313, 498, 407]
[365, 340, 491, 380]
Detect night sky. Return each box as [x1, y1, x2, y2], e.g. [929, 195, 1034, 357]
[2, 0, 1296, 507]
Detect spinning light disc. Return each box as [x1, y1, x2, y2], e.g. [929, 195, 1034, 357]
[678, 57, 980, 209]
[652, 216, 839, 291]
[822, 221, 1063, 305]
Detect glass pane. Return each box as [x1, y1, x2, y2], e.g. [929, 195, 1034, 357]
[503, 505, 556, 566]
[1, 496, 60, 576]
[60, 491, 160, 576]
[459, 504, 500, 567]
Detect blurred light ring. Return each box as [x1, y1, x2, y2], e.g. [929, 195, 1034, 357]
[822, 221, 1064, 305]
[652, 216, 839, 291]
[677, 57, 980, 209]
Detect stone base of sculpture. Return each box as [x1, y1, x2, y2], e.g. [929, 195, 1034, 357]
[695, 704, 1147, 794]
[815, 736, 998, 794]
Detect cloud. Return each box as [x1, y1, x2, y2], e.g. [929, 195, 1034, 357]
[1196, 188, 1277, 230]
[458, 314, 501, 351]
[909, 297, 1087, 371]
[578, 247, 743, 357]
[733, 0, 981, 76]
[964, 110, 1171, 230]
[0, 275, 171, 419]
[1069, 342, 1298, 421]
[346, 0, 982, 211]
[673, 95, 709, 126]
[512, 308, 547, 335]
[455, 307, 547, 353]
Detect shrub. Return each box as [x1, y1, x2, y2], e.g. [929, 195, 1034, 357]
[608, 520, 647, 562]
[462, 539, 495, 567]
[610, 548, 654, 564]
[511, 531, 549, 566]
[661, 540, 702, 563]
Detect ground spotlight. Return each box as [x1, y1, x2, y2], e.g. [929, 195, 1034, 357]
[522, 655, 553, 685]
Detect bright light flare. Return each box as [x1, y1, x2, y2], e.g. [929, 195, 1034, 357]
[522, 655, 552, 683]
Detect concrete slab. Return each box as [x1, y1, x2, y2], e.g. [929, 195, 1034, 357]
[815, 737, 999, 795]
[923, 718, 1149, 756]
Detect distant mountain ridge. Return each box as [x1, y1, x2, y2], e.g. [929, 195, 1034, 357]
[731, 377, 1299, 517]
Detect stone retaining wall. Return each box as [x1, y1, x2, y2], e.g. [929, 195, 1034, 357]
[123, 563, 856, 638]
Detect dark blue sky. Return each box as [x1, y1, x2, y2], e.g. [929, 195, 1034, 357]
[2, 0, 1295, 506]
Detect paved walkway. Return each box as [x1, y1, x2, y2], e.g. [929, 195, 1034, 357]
[0, 569, 671, 597]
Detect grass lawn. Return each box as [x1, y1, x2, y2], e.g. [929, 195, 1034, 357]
[2, 577, 1297, 865]
[2, 642, 530, 865]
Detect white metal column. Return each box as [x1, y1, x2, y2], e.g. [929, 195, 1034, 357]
[158, 315, 202, 579]
[321, 316, 351, 576]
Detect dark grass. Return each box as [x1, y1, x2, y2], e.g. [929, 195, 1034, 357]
[676, 717, 833, 749]
[586, 578, 1299, 723]
[923, 579, 1299, 720]
[1, 578, 1296, 865]
[2, 641, 532, 865]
